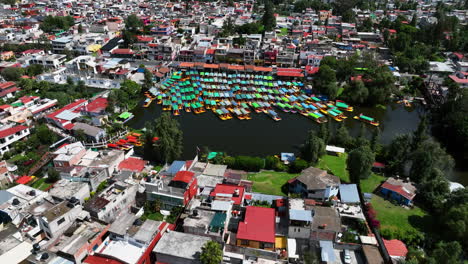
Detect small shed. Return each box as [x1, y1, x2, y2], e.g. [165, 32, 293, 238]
[325, 145, 345, 156]
[281, 152, 296, 164]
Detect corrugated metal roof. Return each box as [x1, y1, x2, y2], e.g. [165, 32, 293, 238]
[339, 184, 360, 203]
[289, 209, 313, 222]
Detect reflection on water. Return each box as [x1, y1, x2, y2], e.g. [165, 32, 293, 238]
[128, 102, 467, 186]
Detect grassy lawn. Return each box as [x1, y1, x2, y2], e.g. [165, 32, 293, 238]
[142, 212, 164, 221]
[360, 173, 386, 193]
[371, 195, 430, 238]
[30, 178, 52, 191]
[247, 171, 298, 196]
[278, 27, 288, 36]
[317, 154, 350, 183]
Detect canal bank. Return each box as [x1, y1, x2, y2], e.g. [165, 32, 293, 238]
[127, 102, 467, 186]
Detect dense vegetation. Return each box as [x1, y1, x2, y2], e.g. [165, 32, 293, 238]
[16, 78, 96, 107]
[1, 65, 45, 81]
[143, 112, 183, 163]
[40, 16, 75, 33]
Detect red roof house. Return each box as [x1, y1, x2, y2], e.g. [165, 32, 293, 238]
[236, 206, 275, 250]
[118, 157, 147, 172]
[383, 239, 408, 258]
[210, 184, 245, 205]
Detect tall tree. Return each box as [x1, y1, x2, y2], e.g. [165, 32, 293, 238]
[428, 241, 463, 264]
[301, 130, 325, 164]
[314, 65, 338, 99]
[347, 145, 375, 184]
[262, 1, 276, 32]
[154, 113, 183, 163]
[385, 134, 412, 176]
[411, 116, 429, 151]
[143, 68, 154, 89]
[200, 241, 223, 264]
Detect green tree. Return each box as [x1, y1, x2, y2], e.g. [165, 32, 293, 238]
[154, 113, 183, 163]
[314, 65, 338, 99]
[334, 124, 352, 148]
[409, 139, 454, 183]
[385, 134, 412, 175]
[290, 159, 308, 173]
[347, 145, 375, 184]
[411, 116, 429, 151]
[25, 64, 44, 76]
[428, 241, 463, 264]
[343, 80, 368, 104]
[262, 1, 276, 32]
[442, 203, 468, 243]
[46, 168, 60, 183]
[200, 241, 223, 264]
[1, 67, 24, 81]
[301, 130, 325, 164]
[143, 68, 153, 89]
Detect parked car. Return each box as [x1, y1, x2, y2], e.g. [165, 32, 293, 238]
[343, 249, 352, 264]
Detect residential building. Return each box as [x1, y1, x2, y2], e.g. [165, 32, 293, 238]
[236, 206, 276, 251]
[37, 200, 83, 239]
[0, 125, 30, 154]
[53, 142, 87, 168]
[71, 122, 106, 142]
[145, 170, 198, 210]
[52, 36, 74, 54]
[288, 167, 340, 200]
[48, 179, 91, 204]
[85, 216, 171, 264]
[84, 181, 137, 223]
[0, 184, 48, 226]
[380, 177, 416, 206]
[153, 231, 212, 264]
[339, 184, 360, 204]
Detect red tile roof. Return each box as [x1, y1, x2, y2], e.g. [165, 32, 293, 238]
[111, 49, 134, 55]
[0, 125, 28, 139]
[0, 82, 16, 90]
[381, 181, 415, 201]
[449, 75, 468, 84]
[172, 171, 195, 184]
[84, 255, 125, 264]
[83, 97, 108, 113]
[118, 157, 146, 172]
[16, 175, 33, 184]
[63, 123, 74, 130]
[383, 239, 408, 257]
[237, 206, 275, 243]
[46, 99, 87, 121]
[210, 184, 245, 205]
[0, 87, 20, 97]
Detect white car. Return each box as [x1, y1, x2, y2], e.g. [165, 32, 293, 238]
[343, 249, 352, 264]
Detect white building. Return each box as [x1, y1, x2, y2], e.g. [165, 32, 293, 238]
[0, 125, 30, 154]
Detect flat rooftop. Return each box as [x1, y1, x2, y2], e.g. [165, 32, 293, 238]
[100, 239, 144, 264]
[43, 201, 73, 222]
[310, 206, 341, 233]
[153, 231, 211, 260]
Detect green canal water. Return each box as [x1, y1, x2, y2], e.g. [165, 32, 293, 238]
[128, 102, 468, 186]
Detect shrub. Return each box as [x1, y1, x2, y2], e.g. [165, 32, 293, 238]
[224, 156, 235, 168]
[265, 155, 279, 170]
[233, 156, 265, 172]
[289, 159, 308, 173]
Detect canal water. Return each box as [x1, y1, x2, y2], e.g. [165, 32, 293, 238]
[128, 102, 467, 186]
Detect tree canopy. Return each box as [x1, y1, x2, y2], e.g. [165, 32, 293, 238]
[347, 145, 375, 184]
[40, 16, 74, 33]
[200, 241, 223, 264]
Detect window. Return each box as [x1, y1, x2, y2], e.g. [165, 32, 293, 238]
[241, 240, 248, 245]
[57, 217, 65, 226]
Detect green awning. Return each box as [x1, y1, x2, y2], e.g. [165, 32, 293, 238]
[119, 112, 132, 119]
